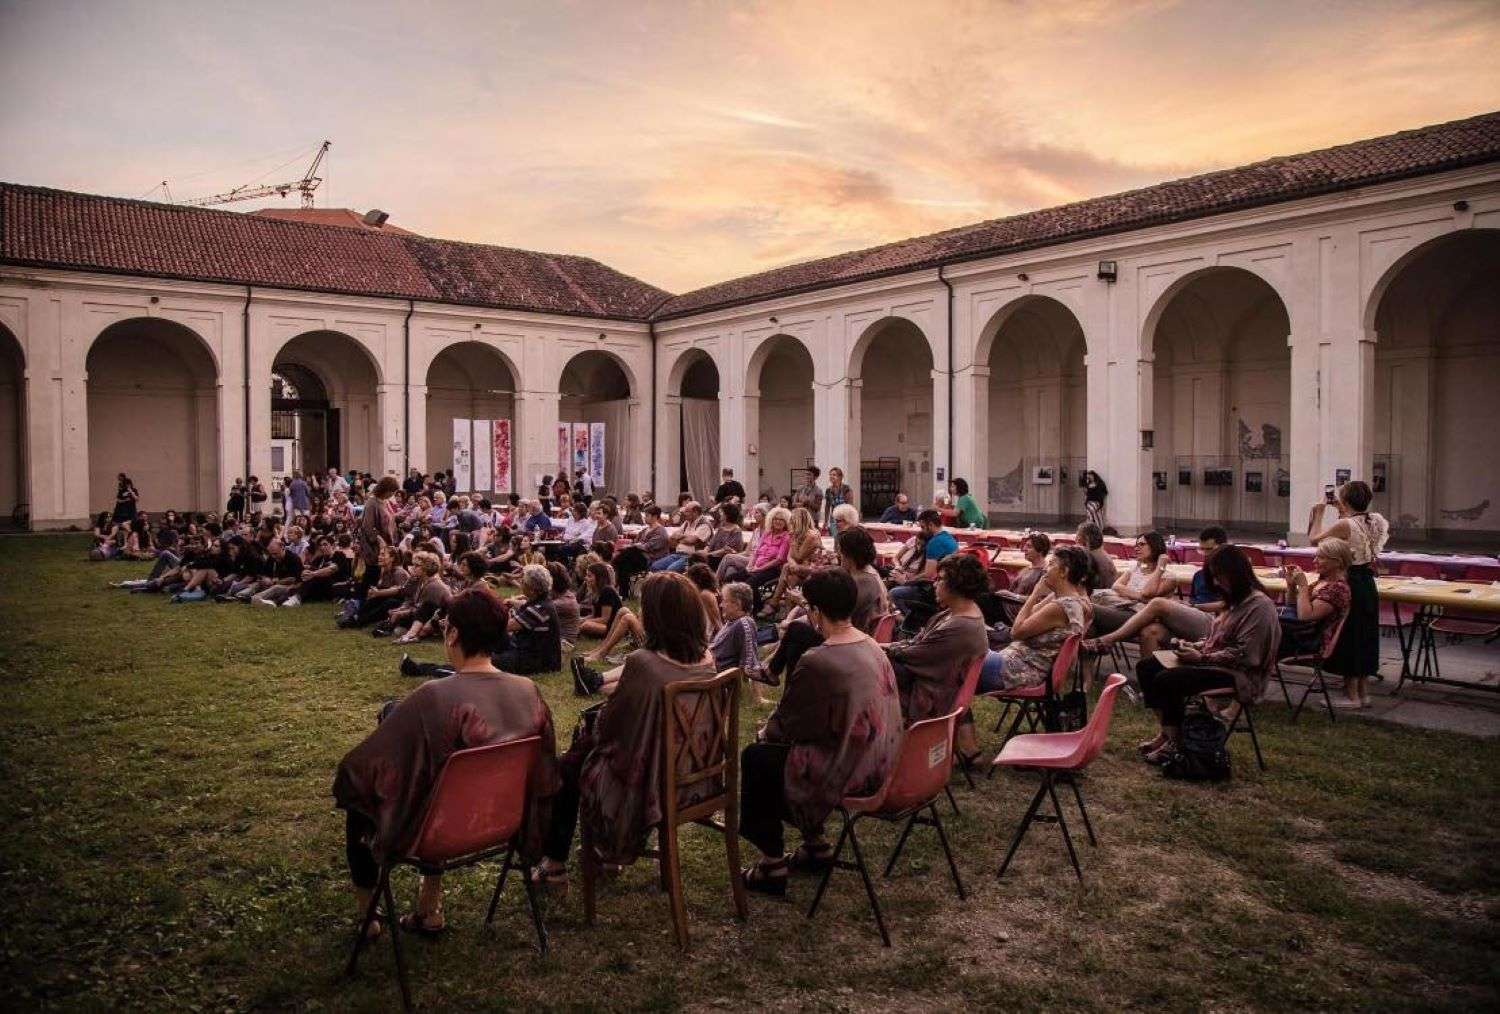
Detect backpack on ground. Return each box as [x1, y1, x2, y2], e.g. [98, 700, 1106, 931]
[1162, 698, 1232, 781]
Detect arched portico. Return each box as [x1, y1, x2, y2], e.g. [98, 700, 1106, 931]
[1369, 228, 1500, 541]
[86, 317, 220, 514]
[664, 348, 720, 502]
[849, 316, 936, 518]
[425, 341, 519, 494]
[980, 295, 1087, 524]
[270, 330, 384, 483]
[0, 324, 25, 525]
[1146, 267, 1291, 534]
[559, 349, 637, 495]
[746, 334, 814, 502]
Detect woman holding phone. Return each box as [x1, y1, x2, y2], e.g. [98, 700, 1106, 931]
[1306, 480, 1388, 708]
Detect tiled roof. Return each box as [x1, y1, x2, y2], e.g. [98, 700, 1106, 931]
[250, 207, 417, 235]
[0, 186, 670, 321]
[653, 108, 1500, 320]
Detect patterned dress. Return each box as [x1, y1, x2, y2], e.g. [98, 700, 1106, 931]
[995, 594, 1090, 691]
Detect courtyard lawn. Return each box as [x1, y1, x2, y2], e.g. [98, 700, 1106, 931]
[1, 535, 1497, 1011]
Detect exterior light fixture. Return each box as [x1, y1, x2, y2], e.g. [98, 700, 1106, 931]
[1454, 200, 1470, 212]
[1017, 272, 1029, 282]
[1097, 260, 1118, 282]
[769, 316, 779, 324]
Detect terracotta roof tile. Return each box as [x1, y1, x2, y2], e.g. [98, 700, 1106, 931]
[0, 186, 670, 320]
[653, 108, 1500, 319]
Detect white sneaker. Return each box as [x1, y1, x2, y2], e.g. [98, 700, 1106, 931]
[255, 598, 277, 607]
[281, 596, 302, 608]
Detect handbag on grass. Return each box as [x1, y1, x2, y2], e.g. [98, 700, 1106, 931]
[1162, 698, 1232, 782]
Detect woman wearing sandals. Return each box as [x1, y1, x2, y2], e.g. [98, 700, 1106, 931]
[334, 586, 560, 940]
[740, 568, 904, 895]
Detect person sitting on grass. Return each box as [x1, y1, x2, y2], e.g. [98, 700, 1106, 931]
[1132, 545, 1281, 764]
[739, 568, 904, 897]
[343, 545, 410, 629]
[335, 585, 561, 940]
[385, 552, 448, 642]
[249, 538, 304, 606]
[529, 572, 715, 887]
[546, 561, 582, 644]
[577, 562, 623, 640]
[1083, 526, 1227, 656]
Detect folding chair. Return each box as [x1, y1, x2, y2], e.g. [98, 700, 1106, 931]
[1278, 612, 1348, 723]
[806, 707, 967, 946]
[987, 565, 1012, 593]
[993, 674, 1125, 883]
[946, 656, 986, 807]
[1199, 686, 1266, 771]
[872, 612, 900, 645]
[981, 634, 1081, 749]
[581, 668, 747, 950]
[346, 737, 545, 1012]
[961, 545, 992, 569]
[1238, 545, 1269, 567]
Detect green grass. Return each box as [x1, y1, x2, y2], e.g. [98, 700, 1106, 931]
[1, 534, 1497, 1011]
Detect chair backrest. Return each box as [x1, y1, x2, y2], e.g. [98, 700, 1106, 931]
[1106, 541, 1134, 560]
[1238, 545, 1268, 567]
[1399, 560, 1443, 580]
[961, 544, 991, 569]
[873, 707, 963, 814]
[1075, 674, 1127, 767]
[872, 612, 899, 645]
[407, 736, 540, 864]
[988, 535, 1011, 549]
[1319, 607, 1350, 663]
[659, 668, 741, 823]
[1049, 634, 1082, 696]
[1463, 564, 1500, 582]
[987, 565, 1011, 592]
[951, 655, 985, 714]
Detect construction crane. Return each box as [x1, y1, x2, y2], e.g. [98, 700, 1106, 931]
[180, 141, 331, 209]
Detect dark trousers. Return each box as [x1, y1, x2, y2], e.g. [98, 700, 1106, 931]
[769, 621, 823, 680]
[614, 547, 650, 598]
[357, 594, 399, 627]
[739, 741, 792, 858]
[346, 810, 380, 889]
[745, 562, 784, 611]
[1136, 657, 1236, 727]
[355, 562, 381, 600]
[544, 750, 586, 863]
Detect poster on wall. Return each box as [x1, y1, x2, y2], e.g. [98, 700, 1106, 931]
[1244, 470, 1263, 494]
[1031, 466, 1054, 485]
[557, 422, 571, 479]
[493, 419, 512, 493]
[452, 418, 473, 492]
[1372, 460, 1387, 493]
[473, 419, 493, 493]
[588, 422, 606, 487]
[572, 423, 590, 477]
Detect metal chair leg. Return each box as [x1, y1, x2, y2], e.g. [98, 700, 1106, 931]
[381, 874, 413, 1012]
[520, 862, 549, 956]
[1065, 775, 1097, 847]
[844, 820, 890, 947]
[1242, 705, 1266, 771]
[485, 847, 513, 925]
[997, 779, 1049, 878]
[928, 803, 966, 899]
[883, 811, 919, 877]
[945, 785, 961, 816]
[1043, 775, 1084, 883]
[806, 814, 852, 920]
[345, 869, 388, 977]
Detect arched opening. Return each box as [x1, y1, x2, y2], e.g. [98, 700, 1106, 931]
[0, 325, 25, 526]
[1371, 230, 1500, 543]
[749, 336, 814, 502]
[984, 297, 1086, 524]
[559, 350, 632, 495]
[271, 331, 381, 482]
[672, 351, 720, 502]
[426, 342, 518, 494]
[87, 317, 219, 514]
[1149, 268, 1290, 533]
[856, 318, 934, 518]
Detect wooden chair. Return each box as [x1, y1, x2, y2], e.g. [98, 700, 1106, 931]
[581, 668, 748, 949]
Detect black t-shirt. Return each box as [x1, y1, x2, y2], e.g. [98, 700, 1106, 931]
[715, 480, 746, 503]
[270, 553, 303, 581]
[592, 586, 623, 619]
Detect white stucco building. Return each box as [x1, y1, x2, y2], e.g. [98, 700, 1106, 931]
[2, 109, 1498, 543]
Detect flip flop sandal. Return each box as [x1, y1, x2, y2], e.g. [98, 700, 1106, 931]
[740, 864, 788, 897]
[526, 863, 569, 890]
[397, 912, 446, 938]
[784, 846, 835, 876]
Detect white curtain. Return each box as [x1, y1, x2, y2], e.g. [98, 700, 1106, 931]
[681, 397, 720, 503]
[588, 399, 631, 497]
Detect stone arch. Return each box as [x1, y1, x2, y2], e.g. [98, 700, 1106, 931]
[272, 330, 383, 478]
[1369, 228, 1500, 537]
[425, 340, 520, 493]
[1145, 266, 1291, 532]
[664, 348, 721, 502]
[851, 316, 936, 516]
[981, 295, 1088, 523]
[0, 324, 25, 524]
[746, 334, 815, 500]
[560, 349, 636, 495]
[86, 317, 220, 514]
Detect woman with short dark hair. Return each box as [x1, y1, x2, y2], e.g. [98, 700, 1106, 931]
[335, 585, 560, 938]
[532, 572, 716, 886]
[1089, 530, 1171, 635]
[1133, 546, 1281, 763]
[882, 552, 990, 723]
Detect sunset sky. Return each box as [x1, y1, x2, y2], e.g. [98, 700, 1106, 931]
[2, 0, 1498, 293]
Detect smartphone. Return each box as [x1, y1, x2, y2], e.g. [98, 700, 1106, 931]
[1323, 485, 1336, 504]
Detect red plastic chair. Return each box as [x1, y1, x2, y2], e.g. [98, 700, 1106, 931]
[1238, 545, 1268, 567]
[961, 544, 992, 569]
[981, 634, 1082, 748]
[946, 656, 987, 801]
[987, 565, 1012, 593]
[992, 674, 1125, 882]
[1398, 560, 1443, 580]
[872, 612, 899, 645]
[347, 736, 544, 1011]
[806, 707, 966, 946]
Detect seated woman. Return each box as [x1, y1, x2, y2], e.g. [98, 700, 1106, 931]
[1133, 546, 1281, 763]
[882, 552, 990, 724]
[1084, 528, 1228, 655]
[710, 581, 768, 694]
[546, 562, 582, 644]
[1277, 537, 1353, 667]
[1089, 530, 1170, 636]
[716, 505, 767, 584]
[767, 526, 889, 684]
[577, 562, 623, 640]
[741, 507, 792, 606]
[530, 572, 715, 886]
[499, 565, 563, 675]
[386, 552, 448, 643]
[344, 545, 410, 628]
[739, 568, 904, 896]
[334, 586, 561, 938]
[758, 507, 821, 617]
[694, 503, 746, 571]
[685, 564, 723, 632]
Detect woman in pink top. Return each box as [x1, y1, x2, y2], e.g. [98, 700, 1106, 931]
[745, 507, 793, 611]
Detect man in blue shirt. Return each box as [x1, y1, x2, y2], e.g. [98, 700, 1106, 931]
[520, 500, 557, 536]
[887, 508, 959, 623]
[1189, 525, 1227, 610]
[878, 492, 918, 524]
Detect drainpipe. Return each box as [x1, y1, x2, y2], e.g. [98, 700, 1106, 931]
[937, 265, 955, 487]
[648, 320, 658, 496]
[242, 286, 252, 484]
[403, 300, 415, 477]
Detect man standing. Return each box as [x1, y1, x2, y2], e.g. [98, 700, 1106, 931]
[714, 467, 746, 505]
[794, 465, 822, 516]
[287, 471, 311, 514]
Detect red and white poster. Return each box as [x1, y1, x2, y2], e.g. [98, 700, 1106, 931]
[556, 422, 571, 479]
[493, 419, 512, 493]
[572, 423, 590, 476]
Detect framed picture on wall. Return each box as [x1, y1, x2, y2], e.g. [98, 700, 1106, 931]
[1032, 466, 1054, 485]
[1276, 469, 1291, 497]
[1244, 471, 1263, 494]
[1177, 469, 1193, 486]
[1372, 461, 1387, 493]
[1153, 471, 1168, 491]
